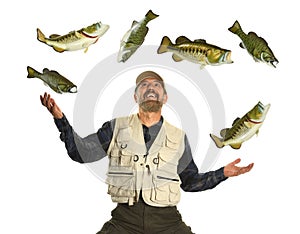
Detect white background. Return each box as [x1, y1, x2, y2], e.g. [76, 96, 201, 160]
[1, 0, 299, 233]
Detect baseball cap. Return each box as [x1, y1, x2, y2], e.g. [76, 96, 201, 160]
[135, 71, 164, 85]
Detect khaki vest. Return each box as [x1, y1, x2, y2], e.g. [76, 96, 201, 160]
[106, 114, 185, 207]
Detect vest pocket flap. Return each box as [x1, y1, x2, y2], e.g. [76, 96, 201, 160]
[165, 135, 180, 149]
[106, 167, 134, 185]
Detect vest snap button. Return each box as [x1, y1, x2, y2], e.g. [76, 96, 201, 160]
[134, 155, 139, 162]
[120, 143, 127, 149]
[140, 163, 144, 166]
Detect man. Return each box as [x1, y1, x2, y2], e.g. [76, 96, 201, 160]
[40, 71, 254, 234]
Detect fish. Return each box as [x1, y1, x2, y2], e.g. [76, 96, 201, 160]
[37, 22, 109, 53]
[27, 66, 77, 94]
[117, 10, 159, 62]
[210, 101, 270, 149]
[157, 36, 233, 69]
[228, 20, 278, 68]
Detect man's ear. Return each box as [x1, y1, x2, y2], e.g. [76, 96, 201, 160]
[134, 93, 138, 103]
[163, 94, 168, 104]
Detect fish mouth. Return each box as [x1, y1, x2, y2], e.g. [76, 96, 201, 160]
[69, 86, 77, 93]
[83, 22, 109, 36]
[253, 102, 270, 122]
[269, 60, 279, 68]
[219, 51, 233, 64]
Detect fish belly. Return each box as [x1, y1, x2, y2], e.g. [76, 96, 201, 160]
[224, 123, 261, 146]
[47, 37, 97, 51]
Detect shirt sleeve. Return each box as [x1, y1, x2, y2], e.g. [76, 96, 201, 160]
[178, 135, 228, 192]
[54, 114, 114, 163]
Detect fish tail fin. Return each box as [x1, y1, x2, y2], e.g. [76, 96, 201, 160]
[228, 20, 241, 34]
[157, 36, 172, 54]
[37, 28, 46, 43]
[145, 10, 159, 21]
[210, 134, 224, 148]
[27, 66, 39, 78]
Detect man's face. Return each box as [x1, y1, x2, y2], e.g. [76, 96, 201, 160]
[134, 78, 168, 112]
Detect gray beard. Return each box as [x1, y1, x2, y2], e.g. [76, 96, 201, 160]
[140, 100, 162, 112]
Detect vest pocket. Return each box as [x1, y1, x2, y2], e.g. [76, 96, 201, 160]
[109, 149, 133, 167]
[151, 171, 181, 205]
[106, 167, 135, 198]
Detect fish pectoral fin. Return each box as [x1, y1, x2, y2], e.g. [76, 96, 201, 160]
[75, 31, 84, 38]
[256, 129, 259, 136]
[199, 64, 206, 69]
[172, 54, 183, 62]
[230, 143, 242, 150]
[84, 47, 89, 53]
[252, 48, 261, 61]
[57, 84, 67, 93]
[175, 36, 191, 44]
[53, 46, 65, 53]
[49, 34, 61, 39]
[239, 42, 245, 49]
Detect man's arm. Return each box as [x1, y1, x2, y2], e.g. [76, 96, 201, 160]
[178, 135, 254, 192]
[40, 92, 113, 163]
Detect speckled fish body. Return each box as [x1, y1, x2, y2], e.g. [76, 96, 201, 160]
[118, 10, 159, 62]
[27, 66, 77, 94]
[228, 20, 278, 67]
[37, 22, 109, 53]
[210, 102, 270, 149]
[157, 36, 233, 69]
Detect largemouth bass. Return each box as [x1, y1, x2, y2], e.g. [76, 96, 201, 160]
[228, 20, 278, 68]
[210, 102, 270, 149]
[117, 10, 159, 62]
[37, 22, 109, 53]
[157, 36, 233, 69]
[27, 66, 77, 94]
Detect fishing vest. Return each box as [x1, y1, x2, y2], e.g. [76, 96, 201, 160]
[106, 114, 185, 207]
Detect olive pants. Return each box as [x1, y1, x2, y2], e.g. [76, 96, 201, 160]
[96, 199, 194, 234]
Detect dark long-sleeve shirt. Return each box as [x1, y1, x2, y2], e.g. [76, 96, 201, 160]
[54, 114, 227, 192]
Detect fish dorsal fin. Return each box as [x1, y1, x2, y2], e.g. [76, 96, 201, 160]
[49, 34, 61, 39]
[194, 39, 206, 43]
[131, 20, 139, 27]
[42, 68, 50, 74]
[230, 143, 242, 150]
[248, 31, 258, 37]
[232, 117, 240, 126]
[172, 54, 183, 62]
[175, 36, 191, 44]
[220, 128, 229, 138]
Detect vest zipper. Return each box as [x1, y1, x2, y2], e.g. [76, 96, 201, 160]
[108, 172, 134, 176]
[157, 175, 179, 182]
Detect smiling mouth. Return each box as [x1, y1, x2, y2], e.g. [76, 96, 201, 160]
[144, 91, 158, 100]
